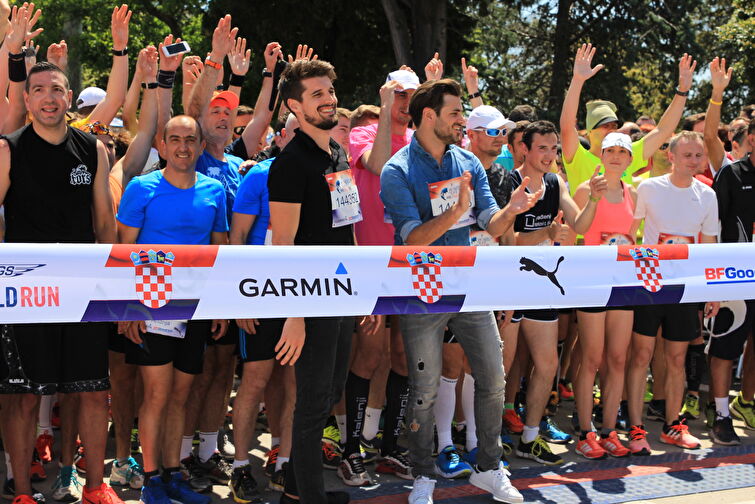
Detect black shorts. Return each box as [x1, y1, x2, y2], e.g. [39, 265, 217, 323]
[208, 319, 237, 346]
[0, 323, 110, 395]
[577, 307, 634, 314]
[443, 328, 458, 344]
[108, 323, 126, 353]
[632, 303, 699, 342]
[238, 318, 286, 362]
[708, 300, 755, 361]
[124, 320, 211, 375]
[521, 309, 559, 323]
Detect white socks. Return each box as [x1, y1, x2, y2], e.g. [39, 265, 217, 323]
[462, 373, 478, 452]
[180, 435, 194, 460]
[434, 376, 458, 450]
[362, 407, 382, 441]
[715, 396, 730, 419]
[38, 394, 54, 435]
[198, 431, 218, 462]
[336, 415, 347, 442]
[522, 425, 539, 444]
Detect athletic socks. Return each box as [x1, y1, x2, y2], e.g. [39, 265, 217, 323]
[180, 435, 194, 460]
[522, 424, 539, 444]
[381, 370, 408, 455]
[344, 372, 370, 456]
[715, 396, 730, 419]
[685, 343, 706, 392]
[198, 431, 218, 462]
[434, 376, 458, 450]
[335, 415, 347, 443]
[38, 394, 54, 435]
[461, 373, 477, 452]
[362, 407, 382, 442]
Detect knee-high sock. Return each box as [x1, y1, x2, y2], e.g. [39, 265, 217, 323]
[434, 376, 458, 451]
[686, 343, 706, 393]
[344, 372, 369, 456]
[381, 370, 408, 455]
[38, 394, 55, 434]
[462, 373, 477, 452]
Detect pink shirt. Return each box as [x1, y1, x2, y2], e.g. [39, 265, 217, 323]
[349, 124, 413, 245]
[583, 181, 635, 246]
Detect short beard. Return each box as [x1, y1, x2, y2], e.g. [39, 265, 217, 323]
[433, 124, 457, 145]
[304, 112, 338, 131]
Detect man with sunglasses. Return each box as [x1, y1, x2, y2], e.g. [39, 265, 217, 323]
[233, 105, 254, 141]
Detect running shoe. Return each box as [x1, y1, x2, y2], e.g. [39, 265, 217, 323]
[546, 391, 560, 416]
[500, 432, 514, 454]
[360, 432, 382, 462]
[268, 462, 287, 493]
[680, 393, 700, 420]
[644, 381, 654, 403]
[705, 401, 716, 429]
[180, 454, 212, 493]
[710, 416, 741, 446]
[51, 465, 81, 503]
[616, 401, 630, 433]
[540, 417, 572, 444]
[130, 428, 141, 455]
[73, 443, 86, 475]
[337, 453, 376, 487]
[139, 475, 171, 504]
[646, 399, 665, 422]
[628, 425, 651, 456]
[322, 421, 341, 445]
[13, 495, 45, 504]
[195, 453, 232, 484]
[375, 450, 413, 480]
[217, 428, 235, 460]
[469, 462, 523, 504]
[35, 431, 54, 464]
[434, 445, 472, 479]
[599, 431, 630, 458]
[575, 432, 606, 460]
[730, 393, 755, 430]
[321, 440, 342, 470]
[109, 456, 145, 490]
[228, 464, 261, 504]
[558, 379, 574, 401]
[80, 483, 125, 504]
[515, 436, 564, 466]
[660, 419, 701, 449]
[264, 445, 279, 477]
[464, 447, 510, 469]
[408, 476, 435, 504]
[30, 454, 47, 482]
[502, 409, 524, 434]
[166, 472, 212, 504]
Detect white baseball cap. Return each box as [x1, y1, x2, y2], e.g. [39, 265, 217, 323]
[601, 132, 633, 155]
[76, 87, 106, 110]
[385, 69, 420, 91]
[466, 105, 515, 131]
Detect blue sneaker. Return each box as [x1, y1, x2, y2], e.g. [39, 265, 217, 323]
[540, 417, 572, 445]
[166, 472, 211, 504]
[140, 475, 171, 504]
[465, 447, 510, 469]
[500, 433, 514, 454]
[434, 445, 472, 479]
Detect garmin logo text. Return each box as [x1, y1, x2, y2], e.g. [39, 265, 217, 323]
[238, 263, 355, 298]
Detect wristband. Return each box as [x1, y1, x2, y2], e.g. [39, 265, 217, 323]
[141, 82, 159, 90]
[157, 69, 176, 89]
[468, 91, 482, 99]
[588, 194, 600, 203]
[8, 51, 25, 61]
[112, 47, 128, 57]
[216, 84, 226, 91]
[262, 68, 273, 78]
[229, 73, 246, 87]
[709, 98, 723, 106]
[8, 56, 27, 83]
[204, 58, 222, 70]
[675, 88, 689, 97]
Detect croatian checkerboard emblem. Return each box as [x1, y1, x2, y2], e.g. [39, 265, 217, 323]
[629, 247, 662, 292]
[131, 249, 175, 308]
[407, 252, 443, 303]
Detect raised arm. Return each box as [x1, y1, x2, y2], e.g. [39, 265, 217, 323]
[424, 52, 443, 81]
[239, 42, 283, 159]
[560, 43, 604, 163]
[92, 142, 116, 244]
[360, 79, 400, 176]
[88, 4, 131, 125]
[561, 166, 605, 234]
[155, 34, 185, 146]
[461, 57, 483, 109]
[4, 3, 43, 132]
[121, 49, 145, 135]
[46, 40, 68, 73]
[704, 57, 732, 173]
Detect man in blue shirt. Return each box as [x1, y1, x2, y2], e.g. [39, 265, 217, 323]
[380, 79, 539, 504]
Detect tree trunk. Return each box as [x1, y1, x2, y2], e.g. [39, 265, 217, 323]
[546, 0, 574, 121]
[411, 0, 447, 71]
[63, 16, 82, 100]
[381, 0, 412, 66]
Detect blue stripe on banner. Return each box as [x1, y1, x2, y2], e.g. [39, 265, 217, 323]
[606, 284, 685, 307]
[707, 279, 755, 285]
[371, 295, 466, 315]
[81, 299, 199, 322]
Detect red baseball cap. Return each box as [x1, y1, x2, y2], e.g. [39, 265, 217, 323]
[209, 90, 240, 111]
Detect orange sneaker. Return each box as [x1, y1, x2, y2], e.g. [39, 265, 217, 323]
[660, 419, 701, 449]
[628, 425, 652, 456]
[82, 483, 125, 504]
[12, 495, 42, 504]
[575, 431, 606, 460]
[30, 457, 47, 482]
[558, 380, 574, 401]
[35, 430, 54, 463]
[599, 431, 630, 458]
[502, 409, 524, 434]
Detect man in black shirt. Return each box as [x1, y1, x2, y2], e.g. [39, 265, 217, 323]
[0, 62, 117, 504]
[267, 59, 362, 504]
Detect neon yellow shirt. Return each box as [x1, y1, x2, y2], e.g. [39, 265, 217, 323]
[563, 138, 648, 196]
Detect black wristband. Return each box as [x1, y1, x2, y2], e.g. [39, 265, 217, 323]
[157, 69, 176, 89]
[112, 47, 128, 56]
[216, 84, 226, 91]
[675, 88, 689, 97]
[8, 56, 27, 83]
[229, 73, 246, 87]
[469, 91, 482, 99]
[141, 82, 159, 90]
[8, 51, 25, 61]
[262, 69, 273, 78]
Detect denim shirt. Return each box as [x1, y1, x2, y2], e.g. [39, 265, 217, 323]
[380, 136, 500, 246]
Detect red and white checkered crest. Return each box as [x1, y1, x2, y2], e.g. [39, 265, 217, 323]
[131, 250, 175, 309]
[629, 247, 662, 293]
[407, 252, 443, 303]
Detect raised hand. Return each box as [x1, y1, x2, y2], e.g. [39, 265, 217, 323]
[572, 43, 604, 82]
[182, 55, 203, 85]
[46, 40, 68, 72]
[139, 45, 158, 81]
[507, 176, 543, 214]
[5, 4, 43, 53]
[461, 57, 479, 92]
[209, 14, 239, 62]
[677, 53, 697, 93]
[287, 43, 317, 63]
[424, 51, 443, 81]
[263, 41, 283, 71]
[111, 4, 131, 52]
[379, 79, 402, 108]
[709, 57, 733, 94]
[158, 34, 184, 72]
[228, 36, 251, 76]
[588, 164, 608, 200]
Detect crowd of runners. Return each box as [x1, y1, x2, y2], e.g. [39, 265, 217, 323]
[0, 4, 754, 504]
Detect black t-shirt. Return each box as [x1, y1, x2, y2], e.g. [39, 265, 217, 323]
[487, 162, 512, 208]
[267, 129, 354, 246]
[224, 137, 249, 161]
[713, 154, 755, 243]
[510, 169, 560, 233]
[3, 124, 99, 243]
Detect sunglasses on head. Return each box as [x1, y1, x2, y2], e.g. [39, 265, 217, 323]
[86, 121, 111, 136]
[233, 126, 246, 135]
[474, 127, 507, 137]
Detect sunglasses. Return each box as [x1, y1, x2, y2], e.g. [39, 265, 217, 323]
[474, 128, 507, 138]
[233, 126, 246, 135]
[86, 121, 111, 136]
[660, 143, 669, 151]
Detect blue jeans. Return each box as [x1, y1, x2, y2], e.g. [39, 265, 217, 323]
[399, 311, 505, 477]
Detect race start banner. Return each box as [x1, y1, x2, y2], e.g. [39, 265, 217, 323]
[1, 243, 754, 323]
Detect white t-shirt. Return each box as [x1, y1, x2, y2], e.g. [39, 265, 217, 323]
[634, 174, 719, 244]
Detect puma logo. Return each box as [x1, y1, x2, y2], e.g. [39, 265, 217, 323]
[519, 256, 565, 295]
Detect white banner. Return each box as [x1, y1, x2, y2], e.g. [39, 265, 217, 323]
[0, 243, 753, 323]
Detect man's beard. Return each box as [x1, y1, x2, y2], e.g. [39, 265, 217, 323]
[304, 111, 338, 131]
[433, 123, 458, 145]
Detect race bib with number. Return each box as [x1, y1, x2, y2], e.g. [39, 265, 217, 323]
[470, 229, 499, 247]
[145, 320, 188, 339]
[326, 169, 362, 228]
[658, 232, 694, 245]
[600, 232, 635, 246]
[752, 223, 754, 243]
[428, 177, 475, 230]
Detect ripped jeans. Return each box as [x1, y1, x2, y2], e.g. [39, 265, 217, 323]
[399, 311, 505, 477]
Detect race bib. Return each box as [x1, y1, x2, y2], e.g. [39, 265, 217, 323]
[536, 238, 553, 247]
[752, 223, 754, 243]
[470, 229, 499, 247]
[326, 169, 362, 228]
[600, 232, 635, 246]
[658, 232, 694, 245]
[144, 320, 188, 339]
[428, 177, 475, 230]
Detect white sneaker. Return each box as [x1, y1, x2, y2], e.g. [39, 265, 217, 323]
[469, 462, 523, 503]
[408, 476, 436, 504]
[51, 465, 82, 502]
